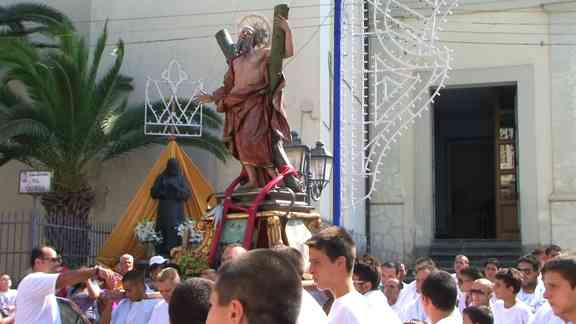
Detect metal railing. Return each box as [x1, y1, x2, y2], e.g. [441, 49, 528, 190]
[0, 210, 113, 283]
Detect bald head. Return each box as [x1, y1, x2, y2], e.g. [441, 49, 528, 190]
[221, 245, 247, 265]
[470, 278, 493, 307]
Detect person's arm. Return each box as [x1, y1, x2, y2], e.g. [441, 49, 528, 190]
[56, 266, 114, 290]
[275, 16, 294, 58]
[85, 278, 101, 299]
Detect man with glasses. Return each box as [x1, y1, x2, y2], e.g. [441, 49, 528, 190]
[15, 246, 115, 324]
[516, 255, 546, 313]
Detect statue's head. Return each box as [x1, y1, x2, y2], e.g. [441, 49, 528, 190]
[236, 15, 269, 55]
[165, 158, 181, 176]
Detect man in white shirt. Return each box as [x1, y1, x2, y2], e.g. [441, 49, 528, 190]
[541, 255, 576, 324]
[492, 268, 533, 324]
[15, 245, 115, 324]
[529, 301, 564, 324]
[0, 273, 16, 317]
[111, 270, 159, 324]
[147, 267, 180, 324]
[420, 271, 462, 324]
[352, 255, 401, 323]
[452, 255, 470, 285]
[383, 278, 403, 315]
[306, 226, 397, 324]
[400, 259, 437, 323]
[517, 255, 546, 313]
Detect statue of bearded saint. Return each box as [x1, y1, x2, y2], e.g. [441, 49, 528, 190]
[199, 16, 303, 192]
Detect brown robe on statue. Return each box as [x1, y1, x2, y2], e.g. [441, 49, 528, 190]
[212, 48, 292, 187]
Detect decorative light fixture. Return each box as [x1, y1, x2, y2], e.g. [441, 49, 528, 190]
[308, 141, 333, 201]
[285, 134, 333, 202]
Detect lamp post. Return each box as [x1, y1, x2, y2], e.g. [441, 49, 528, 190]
[285, 136, 333, 204]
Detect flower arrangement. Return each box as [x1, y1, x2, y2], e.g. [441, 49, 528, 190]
[134, 219, 163, 244]
[177, 219, 204, 245]
[177, 253, 210, 278]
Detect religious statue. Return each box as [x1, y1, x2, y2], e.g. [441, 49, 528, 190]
[150, 158, 191, 255]
[198, 13, 302, 191]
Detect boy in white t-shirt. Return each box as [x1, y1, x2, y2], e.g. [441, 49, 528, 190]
[352, 255, 401, 323]
[306, 226, 389, 324]
[492, 268, 533, 324]
[420, 270, 462, 324]
[541, 255, 576, 324]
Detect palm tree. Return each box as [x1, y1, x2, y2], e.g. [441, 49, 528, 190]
[0, 19, 227, 265]
[0, 3, 74, 47]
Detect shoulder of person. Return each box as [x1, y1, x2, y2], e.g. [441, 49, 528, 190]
[19, 272, 58, 286]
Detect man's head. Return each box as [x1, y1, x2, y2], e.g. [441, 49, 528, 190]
[207, 249, 301, 324]
[454, 255, 470, 275]
[463, 306, 493, 324]
[0, 273, 11, 292]
[156, 267, 181, 302]
[169, 278, 213, 324]
[381, 261, 400, 283]
[415, 261, 436, 294]
[221, 244, 247, 266]
[122, 270, 146, 302]
[516, 255, 540, 288]
[30, 246, 61, 273]
[118, 254, 134, 275]
[305, 226, 356, 290]
[459, 267, 483, 293]
[545, 245, 562, 262]
[149, 255, 168, 281]
[542, 255, 576, 321]
[353, 255, 381, 294]
[493, 268, 522, 300]
[483, 258, 499, 282]
[273, 246, 304, 278]
[470, 279, 493, 307]
[420, 271, 458, 317]
[384, 278, 403, 305]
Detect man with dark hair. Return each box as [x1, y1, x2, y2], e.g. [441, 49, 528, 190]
[483, 258, 500, 283]
[274, 246, 328, 324]
[15, 246, 115, 323]
[111, 270, 159, 324]
[381, 261, 400, 285]
[169, 278, 213, 324]
[306, 226, 390, 324]
[541, 255, 576, 323]
[492, 268, 533, 324]
[516, 255, 545, 313]
[531, 248, 547, 269]
[0, 273, 16, 318]
[400, 261, 437, 322]
[353, 255, 401, 322]
[420, 270, 461, 324]
[544, 245, 562, 262]
[395, 257, 436, 319]
[463, 306, 493, 324]
[207, 249, 301, 324]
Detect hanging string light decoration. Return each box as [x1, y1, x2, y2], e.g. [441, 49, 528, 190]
[340, 0, 459, 212]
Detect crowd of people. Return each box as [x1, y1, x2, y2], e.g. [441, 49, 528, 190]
[0, 226, 574, 324]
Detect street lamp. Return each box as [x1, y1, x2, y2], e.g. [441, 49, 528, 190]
[309, 141, 333, 201]
[285, 137, 333, 203]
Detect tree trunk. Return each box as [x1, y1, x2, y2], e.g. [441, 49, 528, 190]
[41, 188, 95, 268]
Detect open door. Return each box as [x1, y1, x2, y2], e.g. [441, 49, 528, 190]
[494, 87, 520, 240]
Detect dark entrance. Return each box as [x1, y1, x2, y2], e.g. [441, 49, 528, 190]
[433, 85, 519, 239]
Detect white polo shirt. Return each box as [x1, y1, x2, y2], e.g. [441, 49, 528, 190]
[15, 272, 61, 324]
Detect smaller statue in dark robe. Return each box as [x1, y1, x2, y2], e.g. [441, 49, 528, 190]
[151, 158, 191, 256]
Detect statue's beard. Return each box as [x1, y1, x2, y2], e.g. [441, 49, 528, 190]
[236, 36, 255, 55]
